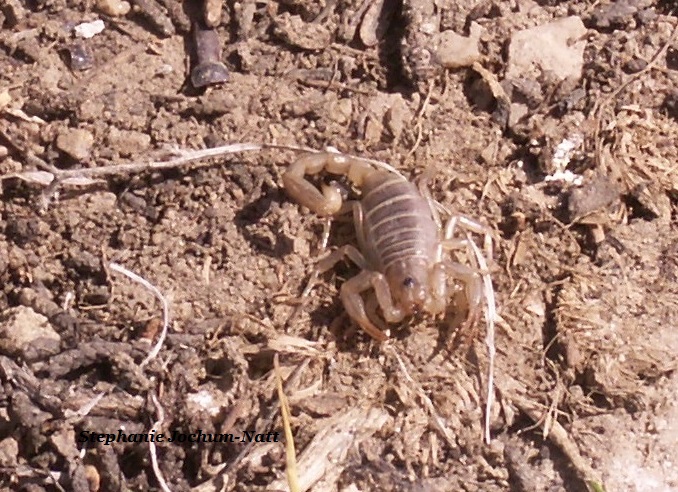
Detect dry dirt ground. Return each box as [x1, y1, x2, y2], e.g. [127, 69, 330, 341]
[0, 0, 677, 491]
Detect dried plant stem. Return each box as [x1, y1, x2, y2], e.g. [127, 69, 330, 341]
[2, 142, 407, 189]
[149, 392, 172, 492]
[108, 262, 170, 368]
[274, 354, 300, 492]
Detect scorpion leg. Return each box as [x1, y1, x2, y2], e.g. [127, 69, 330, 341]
[316, 244, 368, 273]
[424, 262, 448, 315]
[440, 214, 488, 328]
[315, 201, 371, 272]
[443, 262, 483, 328]
[364, 292, 392, 336]
[283, 153, 374, 216]
[340, 270, 407, 341]
[312, 242, 385, 340]
[442, 215, 494, 261]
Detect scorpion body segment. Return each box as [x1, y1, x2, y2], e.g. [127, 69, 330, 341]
[283, 152, 485, 341]
[360, 172, 438, 270]
[359, 172, 444, 316]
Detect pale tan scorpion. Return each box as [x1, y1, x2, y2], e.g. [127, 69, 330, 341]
[282, 152, 490, 342]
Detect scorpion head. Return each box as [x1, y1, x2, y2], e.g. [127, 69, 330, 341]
[398, 275, 428, 313]
[387, 259, 433, 315]
[387, 258, 448, 317]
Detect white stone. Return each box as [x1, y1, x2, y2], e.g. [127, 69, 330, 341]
[506, 16, 587, 82]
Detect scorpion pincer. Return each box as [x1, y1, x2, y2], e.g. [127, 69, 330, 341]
[282, 152, 485, 342]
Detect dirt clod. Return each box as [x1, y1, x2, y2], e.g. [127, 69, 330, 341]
[96, 0, 131, 17]
[274, 13, 332, 50]
[435, 29, 481, 69]
[568, 173, 620, 219]
[105, 127, 151, 157]
[0, 306, 61, 361]
[55, 128, 95, 161]
[589, 0, 655, 29]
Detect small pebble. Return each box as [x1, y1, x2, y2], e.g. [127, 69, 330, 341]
[97, 0, 131, 17]
[55, 128, 94, 161]
[0, 437, 18, 467]
[328, 98, 353, 125]
[623, 57, 647, 73]
[506, 16, 587, 82]
[203, 0, 222, 27]
[106, 127, 151, 157]
[0, 306, 61, 361]
[435, 30, 480, 68]
[363, 117, 383, 144]
[74, 19, 106, 39]
[385, 96, 411, 141]
[155, 64, 173, 76]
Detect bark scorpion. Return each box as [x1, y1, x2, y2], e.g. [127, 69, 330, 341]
[283, 152, 492, 342]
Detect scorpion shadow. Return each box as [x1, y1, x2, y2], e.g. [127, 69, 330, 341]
[233, 188, 295, 259]
[429, 299, 479, 362]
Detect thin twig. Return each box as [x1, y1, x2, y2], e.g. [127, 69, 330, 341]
[149, 392, 172, 492]
[108, 262, 170, 367]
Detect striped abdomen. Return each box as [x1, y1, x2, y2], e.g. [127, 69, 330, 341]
[360, 171, 438, 272]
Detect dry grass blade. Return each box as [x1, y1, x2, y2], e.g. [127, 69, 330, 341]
[467, 234, 497, 444]
[431, 200, 498, 445]
[65, 391, 107, 420]
[267, 334, 324, 357]
[108, 262, 170, 367]
[192, 359, 311, 492]
[274, 353, 300, 492]
[107, 262, 174, 490]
